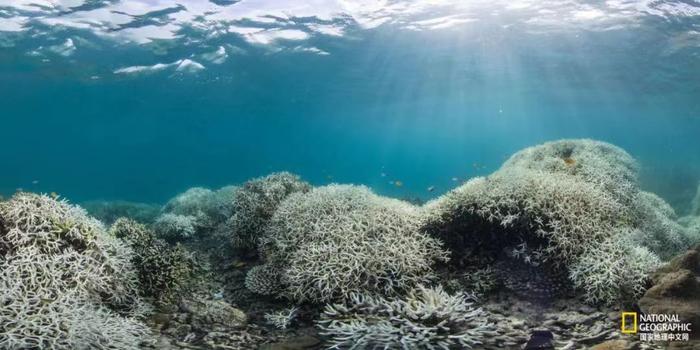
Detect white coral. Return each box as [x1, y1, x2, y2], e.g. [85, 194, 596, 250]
[421, 139, 688, 305]
[0, 193, 151, 349]
[226, 172, 311, 250]
[569, 230, 661, 304]
[255, 184, 449, 302]
[318, 285, 494, 349]
[153, 212, 198, 240]
[264, 307, 298, 330]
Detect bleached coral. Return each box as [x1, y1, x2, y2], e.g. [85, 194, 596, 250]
[162, 187, 214, 216]
[244, 264, 282, 296]
[252, 184, 448, 303]
[153, 212, 198, 241]
[317, 285, 494, 349]
[154, 188, 214, 241]
[264, 307, 298, 330]
[500, 139, 639, 206]
[111, 218, 201, 303]
[631, 191, 691, 259]
[422, 139, 686, 305]
[423, 167, 628, 265]
[0, 193, 152, 349]
[226, 172, 311, 251]
[569, 230, 661, 304]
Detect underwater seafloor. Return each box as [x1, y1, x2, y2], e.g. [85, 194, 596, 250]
[2, 138, 700, 350]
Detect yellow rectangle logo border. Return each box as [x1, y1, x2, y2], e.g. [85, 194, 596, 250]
[621, 312, 638, 334]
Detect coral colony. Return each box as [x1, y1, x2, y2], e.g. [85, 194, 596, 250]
[1, 140, 700, 349]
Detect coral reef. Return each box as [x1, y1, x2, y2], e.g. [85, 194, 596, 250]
[153, 212, 199, 241]
[264, 307, 298, 330]
[81, 200, 161, 225]
[499, 139, 639, 206]
[244, 264, 283, 296]
[568, 231, 661, 304]
[162, 187, 215, 217]
[154, 186, 239, 242]
[422, 139, 691, 305]
[632, 191, 691, 259]
[225, 172, 311, 251]
[317, 285, 495, 349]
[251, 184, 448, 302]
[111, 218, 202, 303]
[0, 193, 152, 349]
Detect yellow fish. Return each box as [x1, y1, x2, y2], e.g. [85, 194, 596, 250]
[394, 180, 403, 187]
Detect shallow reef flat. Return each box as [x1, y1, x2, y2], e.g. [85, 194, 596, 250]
[2, 139, 700, 350]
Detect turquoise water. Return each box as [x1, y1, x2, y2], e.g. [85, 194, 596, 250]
[1, 0, 699, 211]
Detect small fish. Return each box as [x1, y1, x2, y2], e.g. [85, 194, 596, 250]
[15, 188, 23, 193]
[326, 175, 334, 181]
[31, 180, 39, 185]
[388, 181, 394, 185]
[451, 177, 459, 182]
[394, 180, 403, 187]
[427, 186, 435, 192]
[50, 192, 59, 199]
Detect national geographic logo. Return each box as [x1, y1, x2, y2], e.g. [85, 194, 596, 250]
[621, 312, 692, 342]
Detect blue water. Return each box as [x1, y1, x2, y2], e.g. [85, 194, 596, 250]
[1, 1, 699, 212]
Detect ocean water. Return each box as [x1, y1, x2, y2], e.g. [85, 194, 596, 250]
[1, 0, 699, 210]
[0, 1, 700, 211]
[3, 2, 700, 349]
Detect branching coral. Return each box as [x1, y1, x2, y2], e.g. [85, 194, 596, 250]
[154, 186, 239, 242]
[251, 184, 448, 303]
[422, 139, 686, 305]
[153, 212, 199, 241]
[631, 191, 691, 259]
[500, 139, 639, 206]
[317, 285, 495, 349]
[0, 193, 152, 349]
[162, 187, 215, 217]
[244, 264, 283, 296]
[226, 172, 311, 251]
[111, 218, 202, 303]
[568, 230, 661, 304]
[264, 307, 298, 330]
